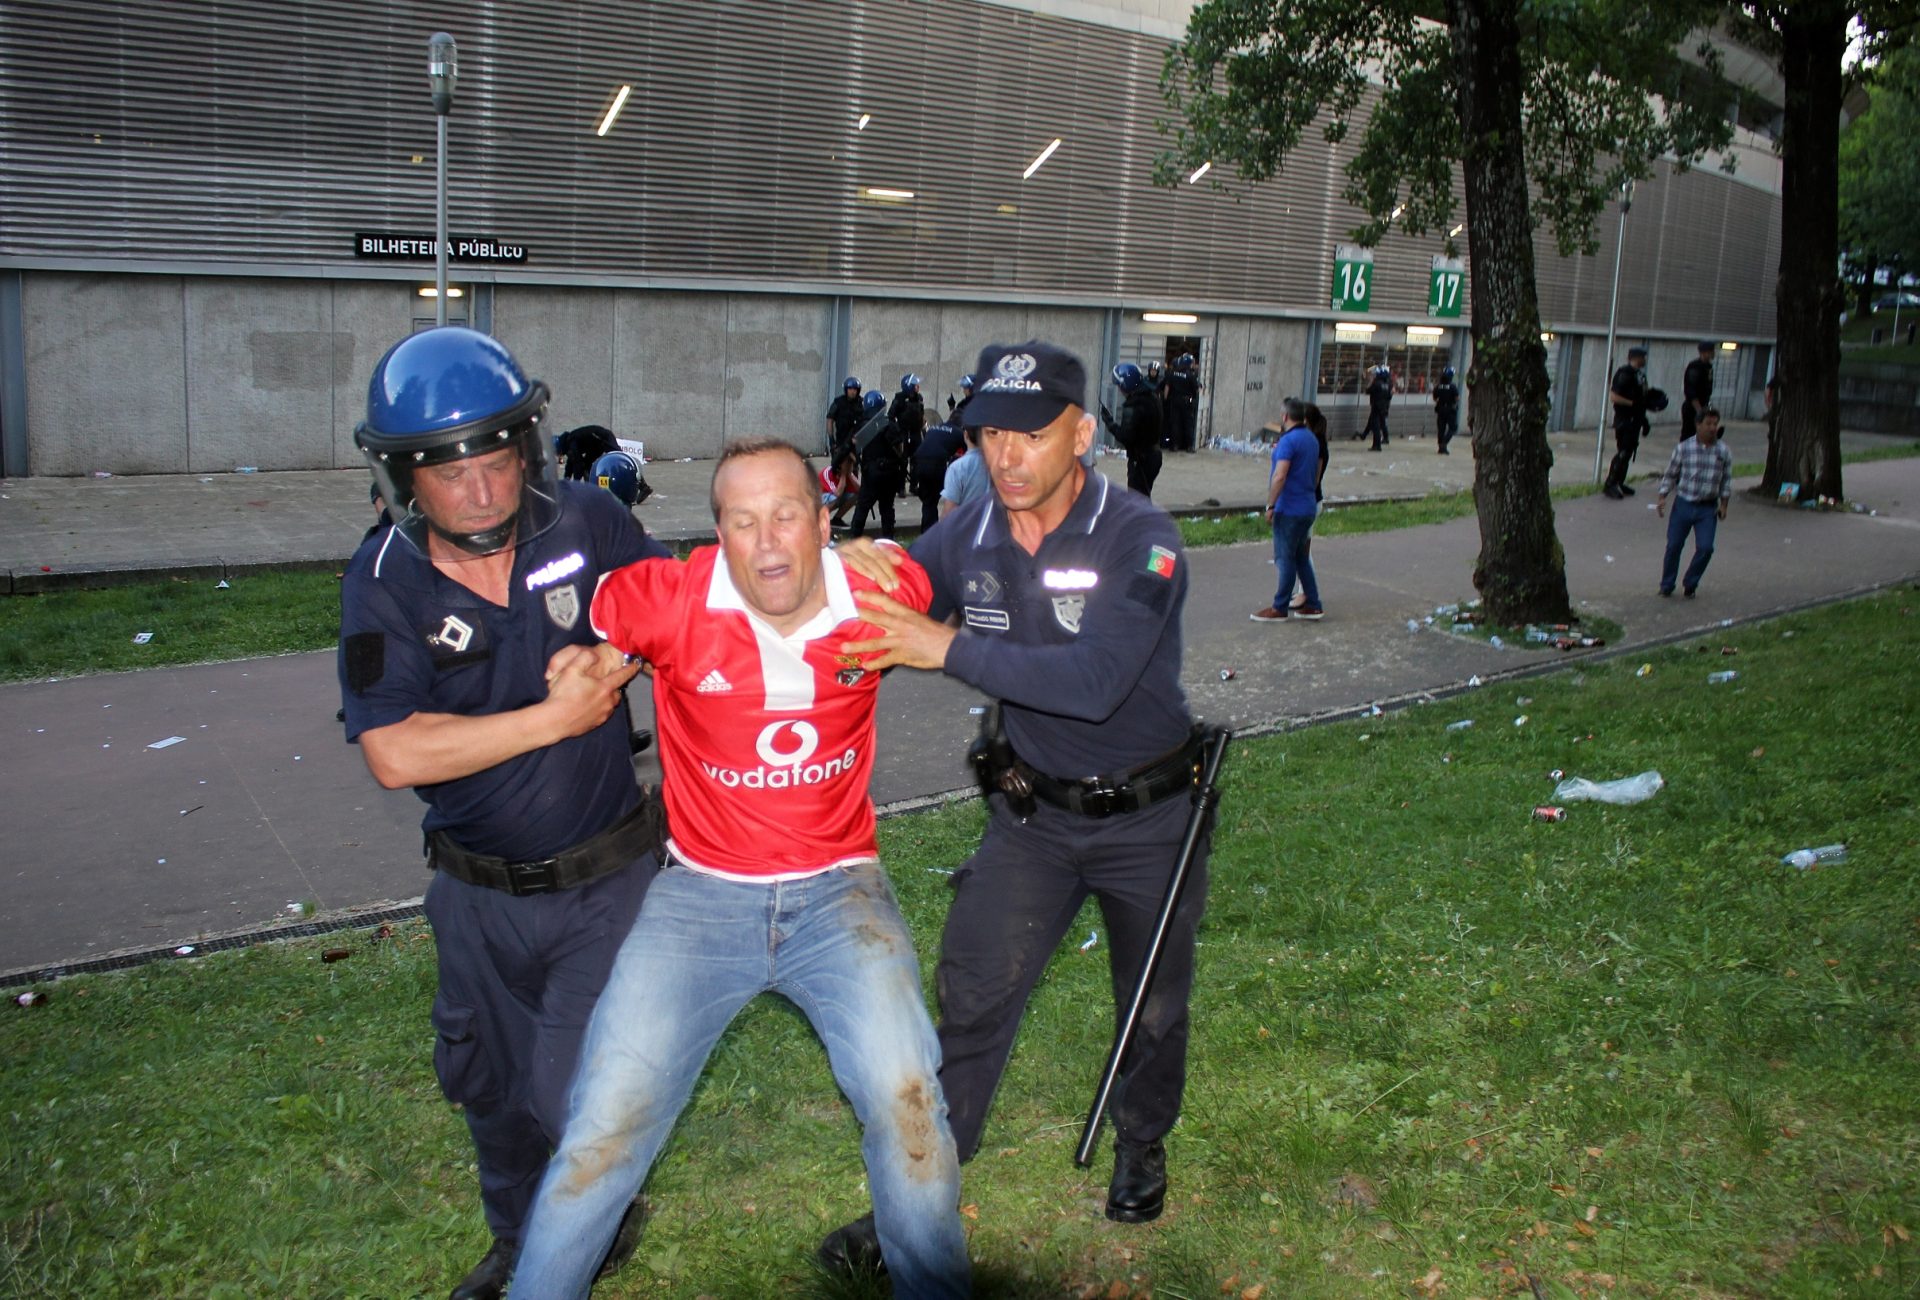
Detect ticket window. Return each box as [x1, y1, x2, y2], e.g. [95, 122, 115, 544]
[1316, 327, 1453, 398]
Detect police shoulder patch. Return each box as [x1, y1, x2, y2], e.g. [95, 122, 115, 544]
[1145, 544, 1177, 579]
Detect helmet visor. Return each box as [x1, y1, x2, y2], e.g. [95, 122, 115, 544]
[365, 424, 563, 560]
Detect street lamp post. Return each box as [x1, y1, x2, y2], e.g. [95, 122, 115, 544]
[1592, 181, 1632, 483]
[428, 33, 458, 327]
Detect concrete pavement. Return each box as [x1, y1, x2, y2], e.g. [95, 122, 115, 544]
[3, 435, 1916, 977]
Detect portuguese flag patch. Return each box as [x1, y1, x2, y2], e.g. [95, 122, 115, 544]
[1145, 545, 1177, 579]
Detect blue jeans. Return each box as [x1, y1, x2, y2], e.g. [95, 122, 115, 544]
[1661, 497, 1719, 594]
[1271, 510, 1319, 610]
[510, 860, 970, 1300]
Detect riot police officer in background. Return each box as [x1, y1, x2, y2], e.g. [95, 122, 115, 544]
[1432, 366, 1461, 455]
[825, 377, 867, 525]
[1364, 363, 1395, 451]
[1680, 341, 1714, 443]
[911, 417, 967, 531]
[889, 374, 927, 498]
[589, 449, 652, 510]
[556, 423, 619, 481]
[848, 389, 902, 537]
[1163, 351, 1201, 452]
[341, 327, 666, 1299]
[1605, 345, 1651, 499]
[947, 372, 975, 422]
[1101, 362, 1165, 498]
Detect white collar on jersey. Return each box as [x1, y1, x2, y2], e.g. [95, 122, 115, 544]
[705, 545, 861, 642]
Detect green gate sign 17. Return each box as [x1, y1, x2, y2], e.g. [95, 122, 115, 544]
[1331, 243, 1374, 313]
[1429, 256, 1465, 318]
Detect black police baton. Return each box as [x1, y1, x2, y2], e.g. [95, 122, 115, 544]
[1074, 725, 1232, 1167]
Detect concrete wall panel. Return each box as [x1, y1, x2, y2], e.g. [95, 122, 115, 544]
[183, 281, 338, 473]
[328, 283, 417, 468]
[25, 273, 188, 475]
[612, 291, 730, 459]
[498, 287, 617, 441]
[721, 295, 831, 448]
[851, 301, 941, 418]
[1208, 317, 1252, 439]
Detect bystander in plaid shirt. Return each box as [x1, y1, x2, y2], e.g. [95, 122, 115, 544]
[1656, 437, 1733, 504]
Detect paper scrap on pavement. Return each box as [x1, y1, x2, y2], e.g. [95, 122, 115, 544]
[149, 736, 185, 750]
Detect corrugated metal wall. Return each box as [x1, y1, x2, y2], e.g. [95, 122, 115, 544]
[0, 0, 1777, 334]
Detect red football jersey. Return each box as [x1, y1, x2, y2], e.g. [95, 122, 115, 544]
[590, 544, 930, 878]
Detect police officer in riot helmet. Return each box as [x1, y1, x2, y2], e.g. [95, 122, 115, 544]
[1101, 362, 1165, 498]
[1432, 366, 1462, 455]
[1604, 345, 1652, 498]
[1163, 352, 1202, 452]
[889, 374, 927, 499]
[948, 372, 975, 422]
[849, 388, 906, 538]
[590, 449, 652, 510]
[343, 326, 666, 1299]
[1364, 363, 1395, 451]
[825, 377, 866, 521]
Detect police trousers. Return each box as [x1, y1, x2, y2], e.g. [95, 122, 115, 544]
[935, 791, 1212, 1161]
[423, 855, 656, 1244]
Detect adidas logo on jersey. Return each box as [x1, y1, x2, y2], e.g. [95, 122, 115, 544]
[697, 668, 732, 694]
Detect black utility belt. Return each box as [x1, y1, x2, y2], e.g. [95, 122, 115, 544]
[1020, 731, 1205, 819]
[428, 799, 654, 897]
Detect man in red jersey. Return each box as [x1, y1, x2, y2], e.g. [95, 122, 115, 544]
[508, 438, 969, 1300]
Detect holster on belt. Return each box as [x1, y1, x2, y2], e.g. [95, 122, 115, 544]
[427, 786, 667, 896]
[967, 701, 1036, 819]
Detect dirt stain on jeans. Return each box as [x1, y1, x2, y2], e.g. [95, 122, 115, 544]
[556, 1095, 655, 1199]
[894, 1077, 939, 1178]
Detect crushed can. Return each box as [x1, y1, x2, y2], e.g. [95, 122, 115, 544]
[1532, 806, 1567, 822]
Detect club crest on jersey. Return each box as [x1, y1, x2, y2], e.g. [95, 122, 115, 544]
[1052, 594, 1085, 634]
[544, 583, 580, 630]
[836, 666, 867, 687]
[428, 614, 474, 653]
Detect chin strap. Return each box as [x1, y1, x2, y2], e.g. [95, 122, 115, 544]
[428, 513, 519, 556]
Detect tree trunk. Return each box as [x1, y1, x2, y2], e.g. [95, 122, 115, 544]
[1447, 0, 1571, 624]
[1761, 3, 1846, 503]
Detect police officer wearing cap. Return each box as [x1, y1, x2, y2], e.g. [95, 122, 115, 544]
[821, 339, 1214, 1270]
[340, 327, 667, 1300]
[1605, 345, 1651, 498]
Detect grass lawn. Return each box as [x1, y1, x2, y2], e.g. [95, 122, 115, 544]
[1839, 308, 1920, 370]
[4, 593, 1917, 1298]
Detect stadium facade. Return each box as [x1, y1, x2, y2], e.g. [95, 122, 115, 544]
[0, 0, 1784, 475]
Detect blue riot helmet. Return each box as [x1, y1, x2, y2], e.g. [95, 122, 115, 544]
[902, 373, 922, 391]
[591, 450, 644, 508]
[959, 374, 975, 392]
[1441, 366, 1456, 383]
[1174, 352, 1195, 371]
[1112, 362, 1144, 394]
[863, 389, 886, 414]
[844, 376, 861, 393]
[355, 326, 561, 558]
[1146, 360, 1164, 384]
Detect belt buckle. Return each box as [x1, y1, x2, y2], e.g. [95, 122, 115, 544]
[1077, 778, 1118, 819]
[504, 858, 560, 896]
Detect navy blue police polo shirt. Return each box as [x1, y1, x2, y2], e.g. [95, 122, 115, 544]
[338, 481, 668, 862]
[912, 472, 1192, 780]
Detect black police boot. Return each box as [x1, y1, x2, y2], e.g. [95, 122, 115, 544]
[1105, 1138, 1168, 1224]
[596, 1196, 649, 1280]
[817, 1210, 886, 1276]
[449, 1238, 516, 1300]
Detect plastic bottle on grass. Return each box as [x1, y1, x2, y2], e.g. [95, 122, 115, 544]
[1708, 670, 1738, 684]
[1781, 844, 1848, 870]
[1551, 771, 1664, 805]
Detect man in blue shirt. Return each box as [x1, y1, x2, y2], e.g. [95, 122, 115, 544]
[820, 339, 1214, 1271]
[1252, 398, 1325, 622]
[339, 327, 668, 1300]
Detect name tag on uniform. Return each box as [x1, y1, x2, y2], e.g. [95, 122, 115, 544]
[964, 606, 1010, 632]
